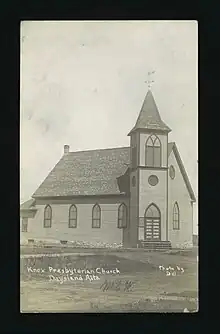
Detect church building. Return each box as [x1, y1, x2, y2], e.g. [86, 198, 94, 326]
[20, 90, 196, 249]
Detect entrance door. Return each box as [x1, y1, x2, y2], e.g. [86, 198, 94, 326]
[144, 204, 161, 240]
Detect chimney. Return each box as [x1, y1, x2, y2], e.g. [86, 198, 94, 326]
[64, 145, 70, 155]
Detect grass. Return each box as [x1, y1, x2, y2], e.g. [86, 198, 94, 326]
[20, 249, 198, 313]
[20, 245, 198, 255]
[89, 298, 198, 313]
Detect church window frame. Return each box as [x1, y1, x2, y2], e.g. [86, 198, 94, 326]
[44, 204, 52, 228]
[69, 204, 77, 228]
[22, 218, 28, 232]
[169, 165, 175, 179]
[145, 134, 162, 167]
[92, 203, 101, 228]
[173, 202, 180, 230]
[132, 175, 136, 187]
[131, 145, 137, 169]
[118, 203, 128, 229]
[148, 175, 159, 186]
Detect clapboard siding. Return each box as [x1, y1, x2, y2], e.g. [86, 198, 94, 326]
[168, 151, 193, 248]
[20, 197, 129, 244]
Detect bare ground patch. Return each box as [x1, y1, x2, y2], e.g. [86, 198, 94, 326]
[20, 251, 198, 313]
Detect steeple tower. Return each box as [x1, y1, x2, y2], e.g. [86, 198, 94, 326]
[128, 90, 171, 135]
[128, 89, 171, 169]
[128, 89, 171, 247]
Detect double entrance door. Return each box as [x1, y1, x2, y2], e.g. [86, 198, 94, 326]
[144, 204, 161, 240]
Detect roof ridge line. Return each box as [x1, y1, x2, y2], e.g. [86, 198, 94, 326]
[68, 146, 130, 154]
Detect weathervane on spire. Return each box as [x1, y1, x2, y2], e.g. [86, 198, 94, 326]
[145, 70, 155, 89]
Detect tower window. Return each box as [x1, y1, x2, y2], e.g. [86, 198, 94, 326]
[148, 175, 159, 186]
[131, 146, 137, 168]
[132, 176, 136, 187]
[169, 165, 175, 179]
[145, 134, 161, 167]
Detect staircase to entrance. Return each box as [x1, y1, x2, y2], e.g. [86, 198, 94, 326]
[140, 240, 172, 250]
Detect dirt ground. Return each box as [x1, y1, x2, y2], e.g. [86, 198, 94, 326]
[20, 249, 198, 313]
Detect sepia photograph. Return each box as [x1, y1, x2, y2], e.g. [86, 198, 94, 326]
[20, 20, 198, 313]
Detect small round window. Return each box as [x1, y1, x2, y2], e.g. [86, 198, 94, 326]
[169, 165, 175, 179]
[148, 175, 159, 186]
[132, 176, 136, 187]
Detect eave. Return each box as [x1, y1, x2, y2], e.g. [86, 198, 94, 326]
[32, 193, 130, 200]
[128, 127, 171, 136]
[172, 143, 196, 203]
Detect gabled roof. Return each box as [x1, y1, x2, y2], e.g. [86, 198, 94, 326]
[20, 199, 36, 210]
[32, 142, 196, 202]
[128, 90, 171, 134]
[168, 142, 196, 202]
[33, 147, 130, 198]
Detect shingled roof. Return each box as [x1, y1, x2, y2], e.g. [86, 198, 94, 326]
[33, 147, 130, 198]
[128, 90, 171, 134]
[32, 143, 195, 202]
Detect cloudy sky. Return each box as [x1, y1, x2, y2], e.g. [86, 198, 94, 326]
[20, 21, 198, 233]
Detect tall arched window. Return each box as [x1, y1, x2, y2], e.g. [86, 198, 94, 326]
[173, 202, 180, 230]
[44, 205, 52, 228]
[118, 203, 128, 228]
[22, 218, 28, 232]
[145, 134, 161, 167]
[131, 146, 137, 168]
[92, 204, 101, 228]
[69, 204, 77, 228]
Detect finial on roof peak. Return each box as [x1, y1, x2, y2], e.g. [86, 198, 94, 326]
[144, 70, 155, 90]
[128, 74, 172, 135]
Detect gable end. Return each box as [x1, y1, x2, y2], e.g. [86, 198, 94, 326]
[169, 143, 196, 202]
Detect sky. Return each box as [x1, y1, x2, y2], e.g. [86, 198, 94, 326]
[20, 21, 198, 234]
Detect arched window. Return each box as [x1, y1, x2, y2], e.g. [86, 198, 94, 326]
[22, 218, 28, 232]
[118, 203, 128, 228]
[169, 165, 175, 179]
[145, 203, 160, 218]
[92, 204, 101, 228]
[132, 175, 136, 187]
[131, 146, 137, 168]
[69, 204, 77, 228]
[145, 134, 161, 167]
[173, 202, 180, 230]
[44, 205, 52, 228]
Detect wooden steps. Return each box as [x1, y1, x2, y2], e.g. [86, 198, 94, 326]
[140, 240, 172, 251]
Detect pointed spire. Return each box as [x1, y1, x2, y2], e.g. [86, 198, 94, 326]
[128, 90, 171, 135]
